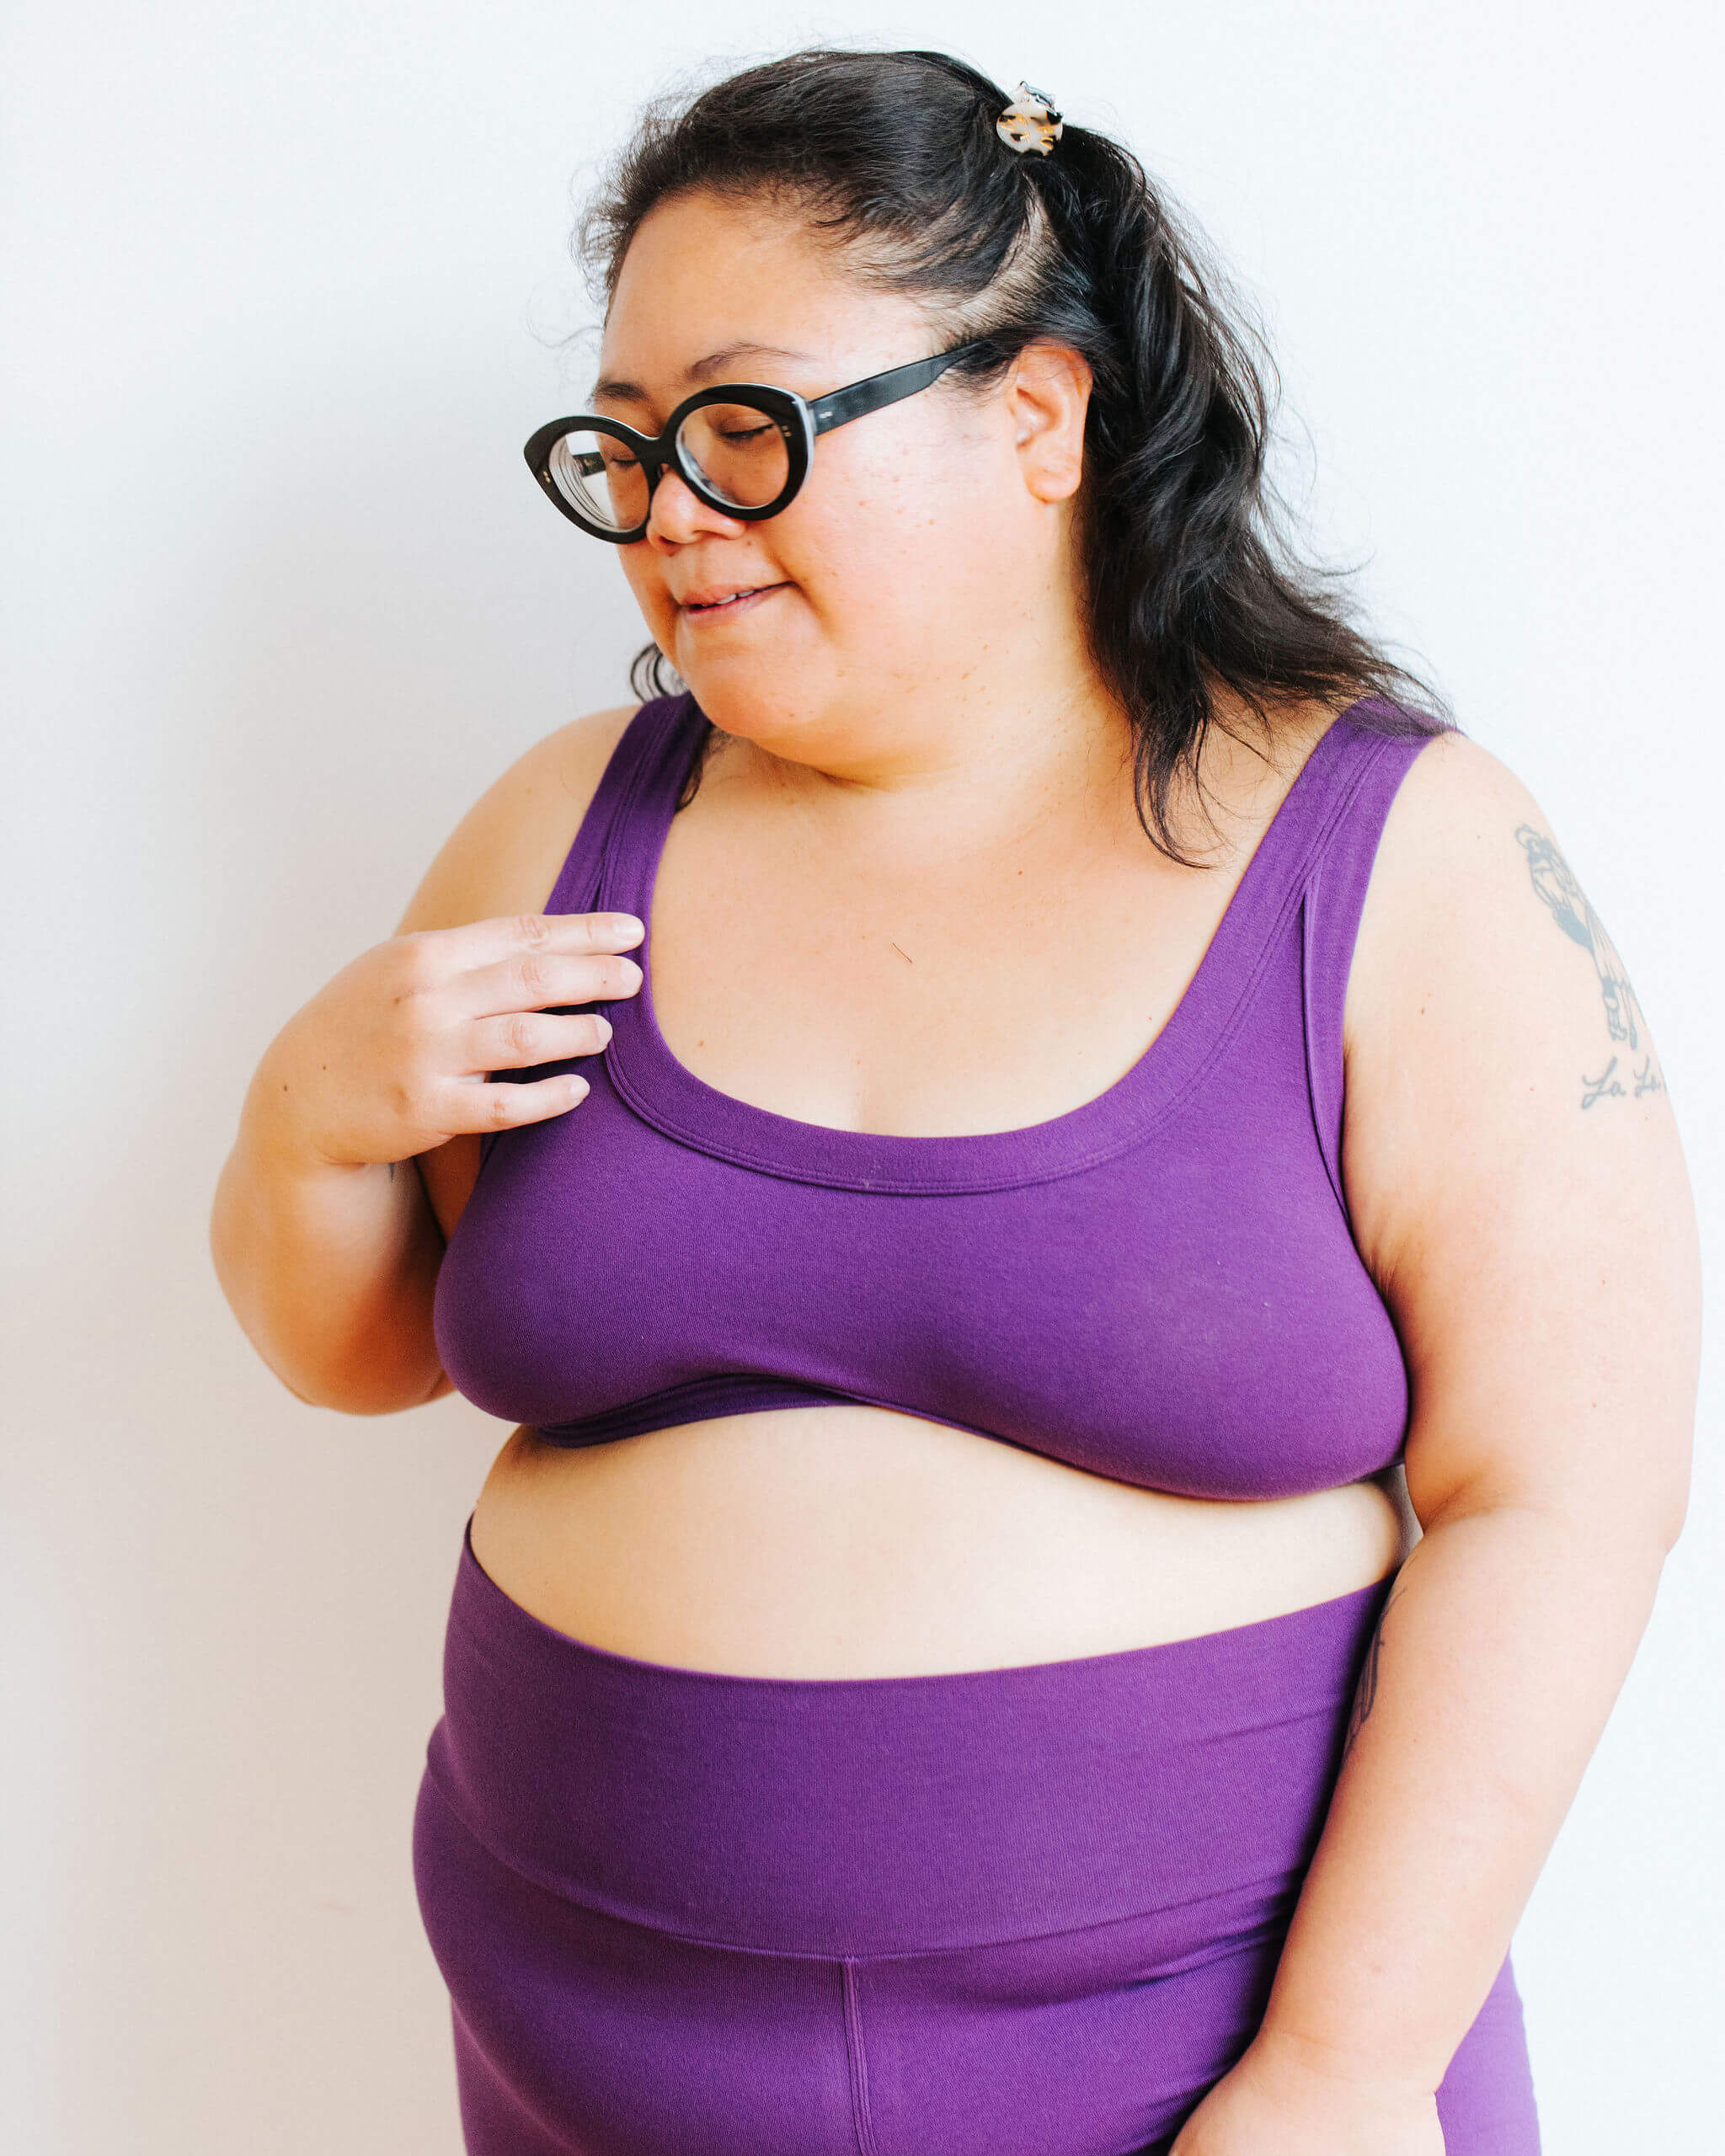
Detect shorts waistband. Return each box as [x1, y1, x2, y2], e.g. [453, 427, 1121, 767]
[425, 1513, 1395, 1958]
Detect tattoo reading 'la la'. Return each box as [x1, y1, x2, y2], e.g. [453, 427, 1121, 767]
[1514, 824, 1665, 1108]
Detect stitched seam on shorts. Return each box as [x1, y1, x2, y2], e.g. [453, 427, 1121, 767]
[840, 1961, 881, 2156]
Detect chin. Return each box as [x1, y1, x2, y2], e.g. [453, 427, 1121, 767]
[670, 637, 836, 739]
[681, 670, 821, 742]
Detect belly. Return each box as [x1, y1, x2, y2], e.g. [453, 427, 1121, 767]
[467, 1406, 1413, 1678]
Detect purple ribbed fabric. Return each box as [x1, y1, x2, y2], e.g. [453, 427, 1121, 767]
[413, 1522, 1541, 2153]
[432, 692, 1430, 1497]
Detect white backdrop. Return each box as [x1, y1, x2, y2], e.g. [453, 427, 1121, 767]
[3, 3, 1720, 2150]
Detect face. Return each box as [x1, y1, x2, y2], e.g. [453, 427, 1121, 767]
[590, 188, 1092, 756]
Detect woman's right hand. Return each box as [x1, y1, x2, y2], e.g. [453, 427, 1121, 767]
[252, 910, 645, 1171]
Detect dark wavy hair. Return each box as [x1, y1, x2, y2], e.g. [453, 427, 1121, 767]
[577, 46, 1455, 862]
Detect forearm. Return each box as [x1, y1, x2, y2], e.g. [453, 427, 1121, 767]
[1256, 1501, 1669, 2091]
[210, 1068, 450, 1414]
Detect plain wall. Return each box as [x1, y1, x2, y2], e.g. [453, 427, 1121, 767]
[3, 3, 1720, 2149]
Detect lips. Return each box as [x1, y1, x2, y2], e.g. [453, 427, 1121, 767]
[677, 582, 786, 616]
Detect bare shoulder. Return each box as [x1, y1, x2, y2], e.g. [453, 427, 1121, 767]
[1346, 723, 1665, 1104]
[1348, 727, 1517, 992]
[395, 703, 638, 936]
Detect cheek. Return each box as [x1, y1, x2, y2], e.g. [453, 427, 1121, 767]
[618, 550, 675, 635]
[791, 443, 1004, 631]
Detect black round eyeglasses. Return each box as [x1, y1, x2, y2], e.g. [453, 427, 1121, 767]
[522, 338, 991, 543]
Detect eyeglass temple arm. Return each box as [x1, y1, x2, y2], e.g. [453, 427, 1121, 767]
[809, 343, 983, 436]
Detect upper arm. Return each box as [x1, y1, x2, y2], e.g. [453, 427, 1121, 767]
[397, 704, 636, 1241]
[1340, 729, 1700, 1550]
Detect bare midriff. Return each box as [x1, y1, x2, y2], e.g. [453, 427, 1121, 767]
[467, 1412, 1411, 1678]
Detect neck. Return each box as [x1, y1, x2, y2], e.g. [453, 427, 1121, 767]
[690, 599, 1139, 857]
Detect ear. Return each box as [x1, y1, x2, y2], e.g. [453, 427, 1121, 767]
[1005, 340, 1092, 503]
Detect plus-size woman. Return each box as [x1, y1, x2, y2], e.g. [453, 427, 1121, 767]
[210, 49, 1699, 2156]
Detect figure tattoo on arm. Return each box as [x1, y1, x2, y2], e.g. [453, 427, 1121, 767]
[1514, 824, 1666, 1109]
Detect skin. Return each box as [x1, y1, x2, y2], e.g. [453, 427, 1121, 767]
[209, 188, 1699, 2152]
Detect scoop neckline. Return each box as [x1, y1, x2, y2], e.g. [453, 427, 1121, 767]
[600, 696, 1384, 1193]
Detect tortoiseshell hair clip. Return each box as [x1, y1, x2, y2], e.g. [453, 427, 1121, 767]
[995, 82, 1064, 157]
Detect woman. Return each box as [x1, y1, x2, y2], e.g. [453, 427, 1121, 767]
[210, 48, 1699, 2156]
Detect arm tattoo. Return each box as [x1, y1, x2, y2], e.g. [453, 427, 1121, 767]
[1341, 1576, 1410, 1766]
[1514, 823, 1666, 1108]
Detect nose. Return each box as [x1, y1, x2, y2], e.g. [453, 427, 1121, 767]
[644, 465, 750, 551]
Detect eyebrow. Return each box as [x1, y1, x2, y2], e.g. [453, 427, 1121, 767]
[591, 343, 815, 406]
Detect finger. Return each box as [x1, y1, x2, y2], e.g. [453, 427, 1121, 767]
[462, 947, 644, 1019]
[439, 1070, 591, 1134]
[435, 910, 645, 970]
[466, 1009, 614, 1072]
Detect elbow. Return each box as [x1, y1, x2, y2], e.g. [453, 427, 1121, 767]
[1653, 1477, 1690, 1556]
[270, 1354, 453, 1417]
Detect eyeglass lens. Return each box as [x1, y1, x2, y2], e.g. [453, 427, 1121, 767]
[675, 403, 792, 512]
[544, 430, 647, 533]
[542, 402, 794, 533]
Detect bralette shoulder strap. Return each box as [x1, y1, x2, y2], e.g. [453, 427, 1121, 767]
[1300, 699, 1457, 1214]
[477, 693, 700, 1168]
[543, 691, 704, 919]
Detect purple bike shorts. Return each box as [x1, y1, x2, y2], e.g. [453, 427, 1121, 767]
[413, 1514, 1540, 2153]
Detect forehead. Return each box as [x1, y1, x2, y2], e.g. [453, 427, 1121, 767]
[597, 188, 927, 389]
